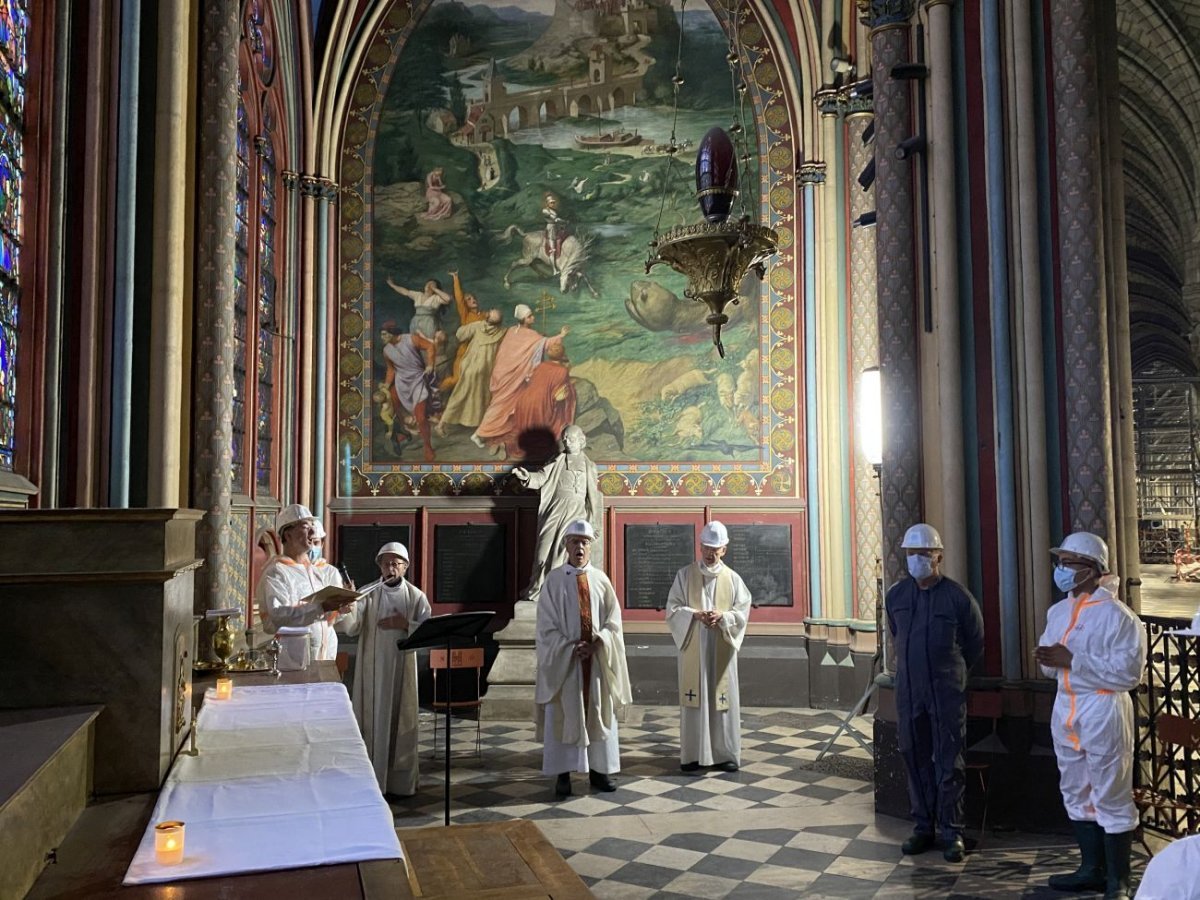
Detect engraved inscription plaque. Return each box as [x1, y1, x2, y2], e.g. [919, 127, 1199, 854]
[434, 523, 507, 604]
[624, 523, 696, 609]
[338, 524, 412, 587]
[725, 523, 793, 606]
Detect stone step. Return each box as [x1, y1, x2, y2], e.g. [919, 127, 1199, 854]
[0, 706, 101, 900]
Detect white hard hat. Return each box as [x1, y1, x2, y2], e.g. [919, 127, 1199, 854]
[514, 303, 533, 320]
[901, 523, 944, 550]
[563, 519, 596, 542]
[1051, 532, 1109, 574]
[310, 520, 327, 540]
[376, 541, 410, 563]
[700, 521, 729, 547]
[276, 503, 318, 533]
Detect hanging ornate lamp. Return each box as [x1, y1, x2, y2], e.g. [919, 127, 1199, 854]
[645, 0, 777, 358]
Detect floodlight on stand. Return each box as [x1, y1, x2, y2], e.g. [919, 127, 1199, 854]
[859, 366, 883, 468]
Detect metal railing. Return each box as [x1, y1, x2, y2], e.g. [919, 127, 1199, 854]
[1135, 615, 1200, 838]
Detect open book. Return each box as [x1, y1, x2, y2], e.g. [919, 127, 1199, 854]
[301, 584, 368, 608]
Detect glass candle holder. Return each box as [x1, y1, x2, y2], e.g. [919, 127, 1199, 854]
[215, 677, 233, 700]
[154, 821, 185, 865]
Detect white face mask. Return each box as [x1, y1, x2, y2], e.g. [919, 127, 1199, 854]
[1053, 565, 1079, 593]
[907, 554, 934, 581]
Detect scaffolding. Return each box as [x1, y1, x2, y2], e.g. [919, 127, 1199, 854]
[1133, 367, 1200, 564]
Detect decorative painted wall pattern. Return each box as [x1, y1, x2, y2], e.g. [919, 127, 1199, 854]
[335, 0, 802, 498]
[847, 106, 880, 620]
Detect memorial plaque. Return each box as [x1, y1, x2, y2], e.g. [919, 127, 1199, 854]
[624, 523, 695, 609]
[434, 523, 507, 604]
[726, 523, 793, 606]
[338, 524, 412, 587]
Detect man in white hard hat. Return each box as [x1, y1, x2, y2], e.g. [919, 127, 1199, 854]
[534, 518, 631, 799]
[887, 522, 985, 863]
[342, 541, 431, 797]
[1037, 532, 1146, 900]
[665, 520, 753, 773]
[256, 504, 357, 662]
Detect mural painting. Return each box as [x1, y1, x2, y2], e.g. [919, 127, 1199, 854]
[372, 0, 763, 457]
[337, 0, 801, 497]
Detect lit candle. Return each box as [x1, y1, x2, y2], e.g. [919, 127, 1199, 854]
[154, 821, 185, 865]
[215, 677, 233, 700]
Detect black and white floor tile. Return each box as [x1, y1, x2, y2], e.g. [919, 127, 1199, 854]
[390, 706, 1140, 898]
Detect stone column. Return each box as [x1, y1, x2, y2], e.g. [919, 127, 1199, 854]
[863, 0, 921, 584]
[1050, 0, 1116, 540]
[923, 0, 967, 582]
[147, 0, 192, 507]
[191, 0, 240, 611]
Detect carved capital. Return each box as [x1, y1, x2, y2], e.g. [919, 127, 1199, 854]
[815, 87, 841, 116]
[858, 0, 915, 28]
[798, 162, 827, 184]
[298, 174, 340, 200]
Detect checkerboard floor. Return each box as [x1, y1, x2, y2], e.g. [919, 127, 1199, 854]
[391, 706, 1143, 898]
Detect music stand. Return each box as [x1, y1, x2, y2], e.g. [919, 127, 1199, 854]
[397, 611, 493, 826]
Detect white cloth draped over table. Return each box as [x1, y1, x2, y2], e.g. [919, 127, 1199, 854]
[534, 563, 631, 775]
[343, 578, 432, 796]
[665, 561, 752, 767]
[122, 683, 401, 885]
[256, 556, 358, 661]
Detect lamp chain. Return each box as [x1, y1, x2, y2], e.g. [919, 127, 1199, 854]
[652, 0, 689, 242]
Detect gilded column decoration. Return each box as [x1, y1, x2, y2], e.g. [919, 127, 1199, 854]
[191, 0, 240, 610]
[1050, 0, 1116, 538]
[846, 94, 880, 620]
[866, 1, 921, 585]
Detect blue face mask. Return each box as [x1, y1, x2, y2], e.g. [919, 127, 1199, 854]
[1053, 565, 1079, 592]
[907, 554, 934, 581]
[307, 546, 321, 563]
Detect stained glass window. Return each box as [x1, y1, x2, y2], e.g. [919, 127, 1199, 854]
[0, 1, 27, 472]
[232, 92, 250, 491]
[255, 133, 276, 493]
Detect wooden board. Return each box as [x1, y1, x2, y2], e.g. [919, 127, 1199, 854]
[396, 820, 591, 898]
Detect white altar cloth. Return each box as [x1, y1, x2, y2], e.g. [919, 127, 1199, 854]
[123, 682, 402, 885]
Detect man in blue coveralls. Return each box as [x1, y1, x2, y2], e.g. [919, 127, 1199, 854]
[886, 523, 985, 863]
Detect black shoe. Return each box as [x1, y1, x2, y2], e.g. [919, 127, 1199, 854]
[588, 769, 616, 792]
[942, 836, 965, 863]
[901, 832, 935, 855]
[1048, 820, 1106, 892]
[554, 773, 571, 800]
[716, 761, 739, 772]
[680, 761, 701, 773]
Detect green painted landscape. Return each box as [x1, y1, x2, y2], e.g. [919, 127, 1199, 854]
[367, 0, 766, 466]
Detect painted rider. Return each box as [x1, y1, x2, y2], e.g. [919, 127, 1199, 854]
[542, 192, 569, 273]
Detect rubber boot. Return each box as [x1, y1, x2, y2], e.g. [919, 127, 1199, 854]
[1048, 820, 1106, 892]
[1102, 830, 1133, 900]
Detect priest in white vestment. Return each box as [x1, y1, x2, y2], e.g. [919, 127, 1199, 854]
[665, 520, 752, 772]
[256, 504, 358, 661]
[535, 519, 632, 799]
[343, 541, 431, 797]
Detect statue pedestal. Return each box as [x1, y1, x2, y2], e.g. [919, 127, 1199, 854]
[481, 601, 537, 721]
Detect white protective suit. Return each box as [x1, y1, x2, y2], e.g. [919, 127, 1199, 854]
[535, 562, 632, 775]
[256, 556, 357, 661]
[344, 578, 431, 796]
[1037, 576, 1147, 833]
[1134, 833, 1200, 899]
[665, 561, 752, 766]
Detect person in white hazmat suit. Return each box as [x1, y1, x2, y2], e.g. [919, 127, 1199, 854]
[256, 504, 358, 661]
[1134, 833, 1200, 899]
[1036, 531, 1146, 900]
[665, 520, 752, 773]
[342, 542, 431, 797]
[535, 518, 632, 800]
